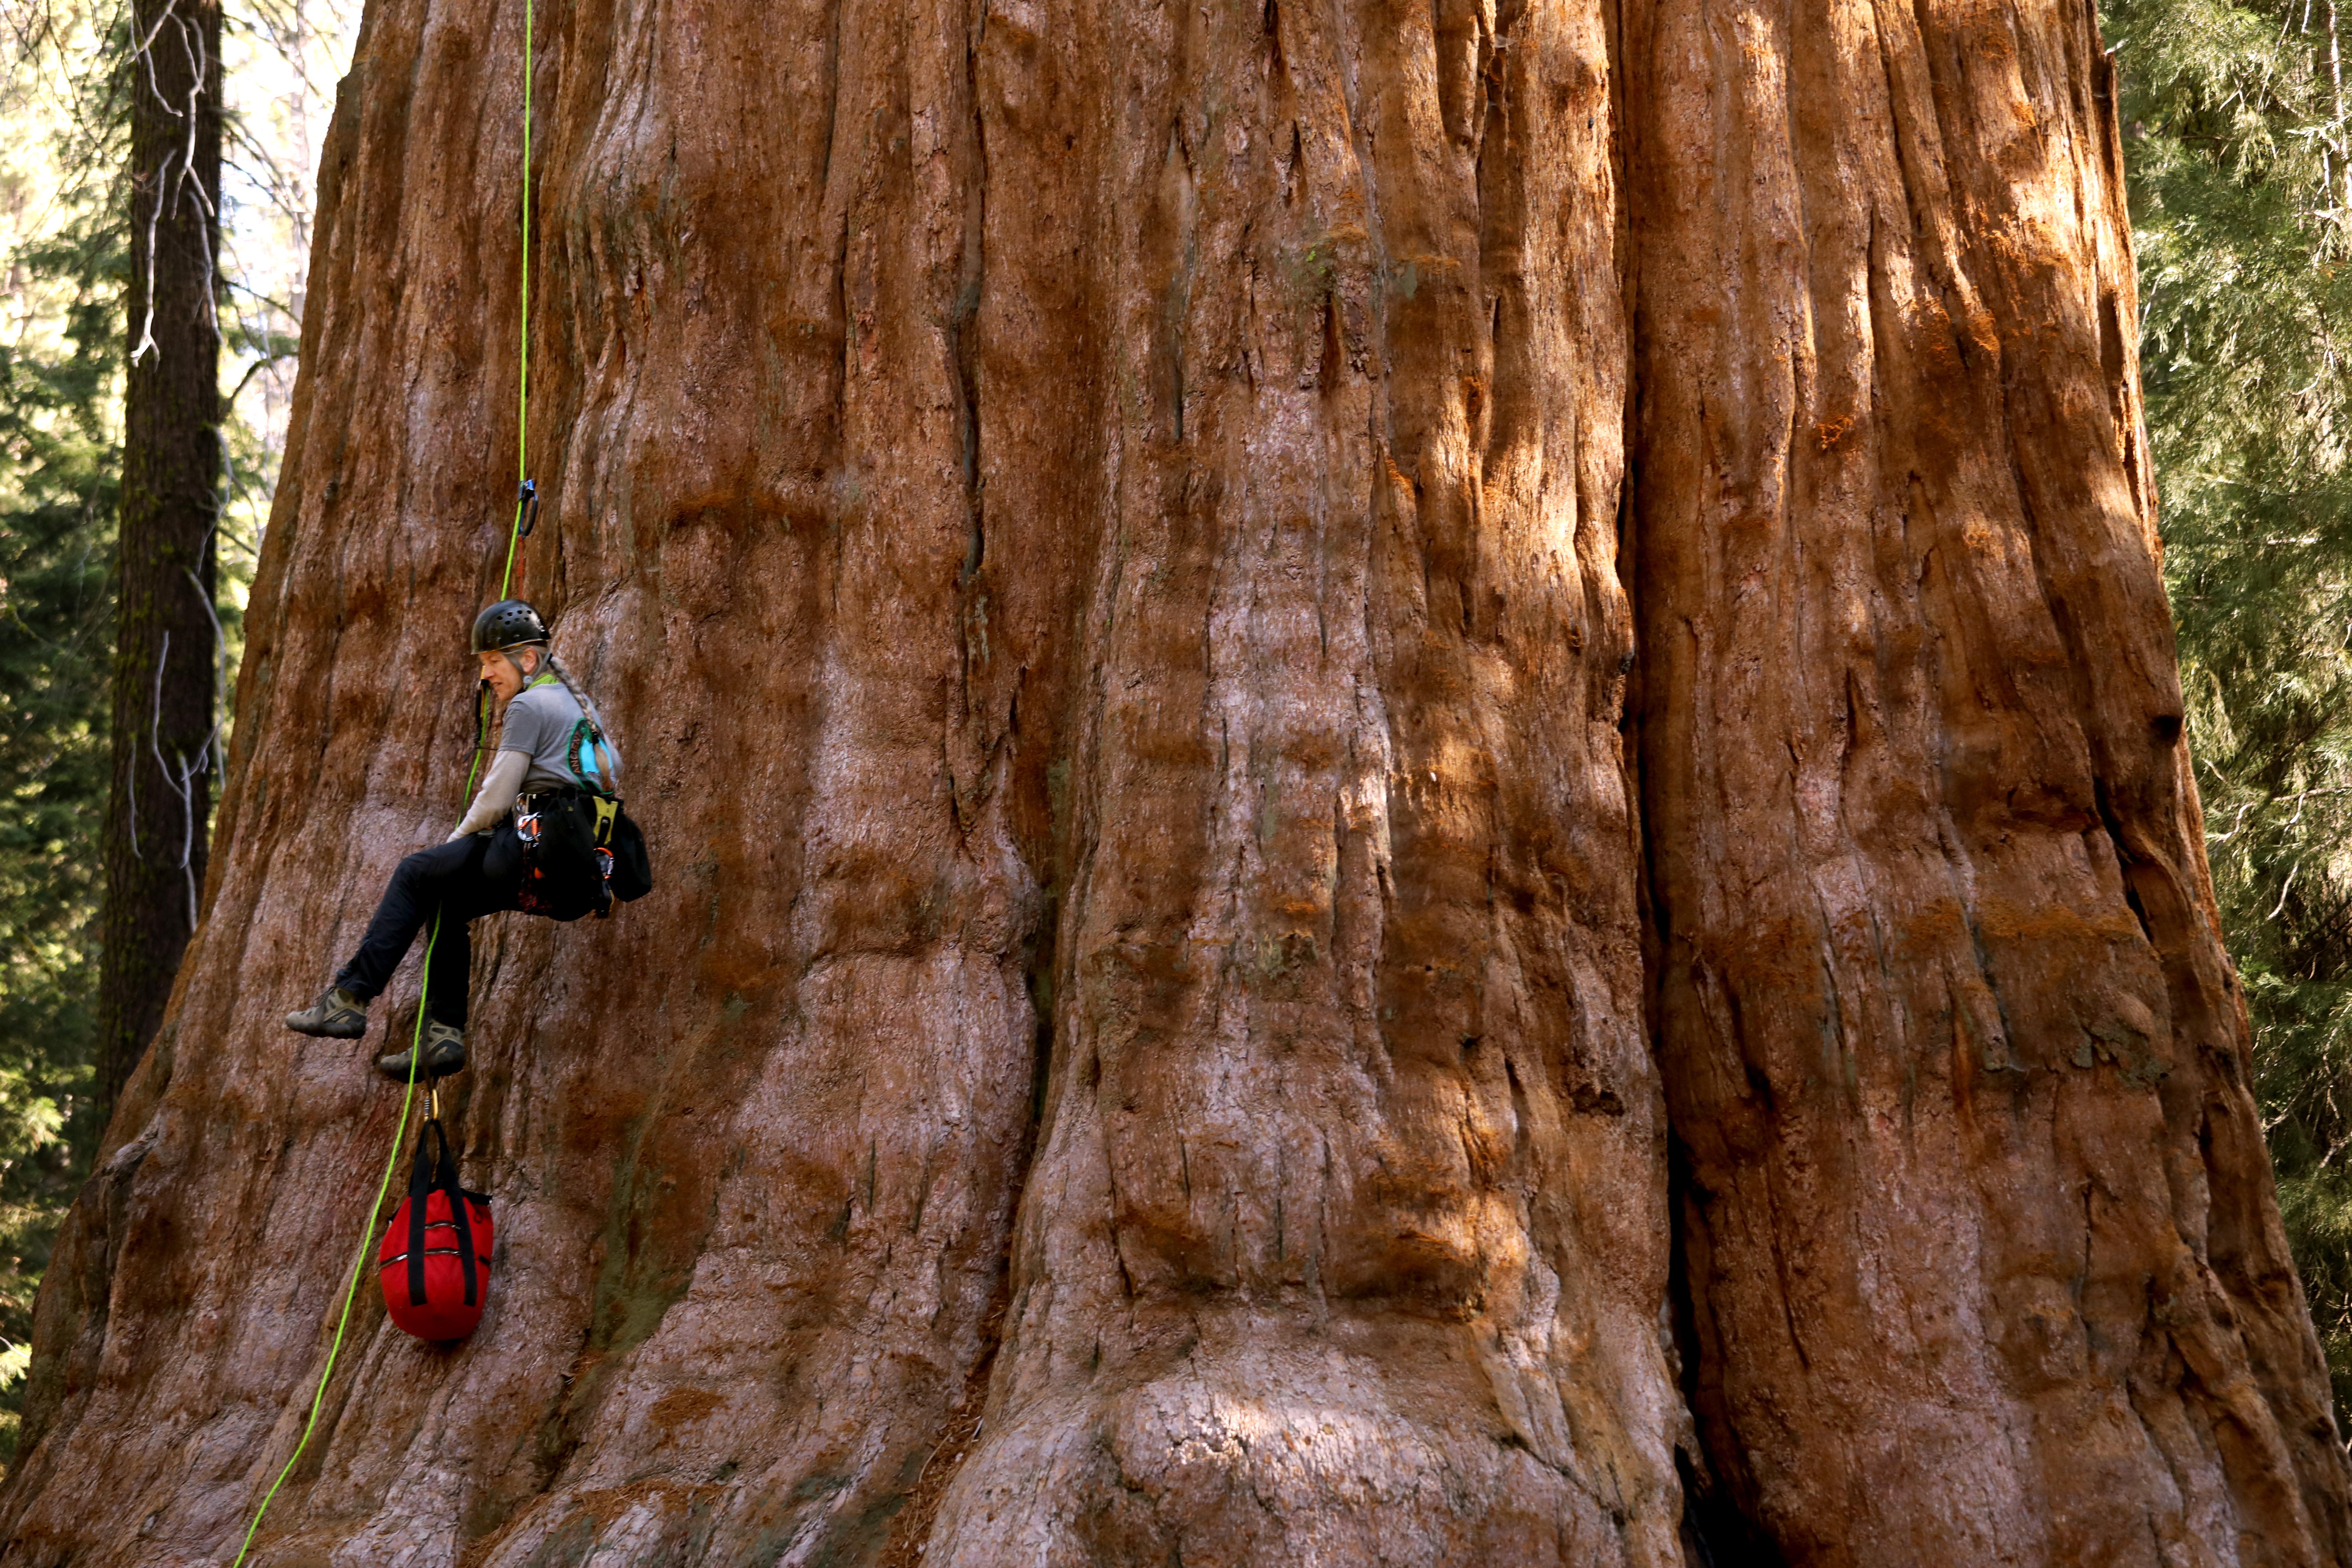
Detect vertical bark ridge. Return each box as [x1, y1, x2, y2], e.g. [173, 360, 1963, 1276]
[1622, 0, 2352, 1559]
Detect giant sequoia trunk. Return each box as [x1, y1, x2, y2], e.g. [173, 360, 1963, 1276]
[1625, 0, 2350, 1558]
[4, 0, 2346, 1560]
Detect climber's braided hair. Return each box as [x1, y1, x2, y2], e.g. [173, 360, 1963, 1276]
[540, 646, 622, 776]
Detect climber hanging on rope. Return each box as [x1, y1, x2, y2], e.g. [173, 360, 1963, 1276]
[284, 599, 647, 1080]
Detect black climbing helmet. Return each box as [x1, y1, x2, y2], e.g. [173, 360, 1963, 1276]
[470, 599, 549, 655]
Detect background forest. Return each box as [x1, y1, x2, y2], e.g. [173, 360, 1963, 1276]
[0, 0, 350, 1461]
[0, 0, 2346, 1474]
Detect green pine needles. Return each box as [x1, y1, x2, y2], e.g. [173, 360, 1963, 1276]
[0, 0, 127, 1467]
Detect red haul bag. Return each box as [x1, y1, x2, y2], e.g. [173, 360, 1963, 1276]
[378, 1117, 493, 1340]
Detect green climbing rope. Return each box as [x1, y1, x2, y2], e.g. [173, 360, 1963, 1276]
[228, 0, 536, 1556]
[499, 0, 533, 598]
[226, 938, 434, 1568]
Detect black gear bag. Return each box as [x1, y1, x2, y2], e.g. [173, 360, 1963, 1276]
[515, 786, 652, 921]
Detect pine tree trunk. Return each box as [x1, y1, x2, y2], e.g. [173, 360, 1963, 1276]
[92, 0, 223, 1117]
[2, 0, 2345, 1561]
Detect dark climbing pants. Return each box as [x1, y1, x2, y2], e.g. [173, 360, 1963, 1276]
[335, 827, 526, 1027]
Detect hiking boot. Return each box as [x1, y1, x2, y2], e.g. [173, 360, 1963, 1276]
[286, 986, 369, 1039]
[375, 1022, 467, 1082]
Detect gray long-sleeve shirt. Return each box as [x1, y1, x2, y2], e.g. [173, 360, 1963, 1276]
[449, 676, 620, 838]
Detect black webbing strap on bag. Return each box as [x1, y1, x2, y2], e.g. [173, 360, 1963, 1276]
[404, 1117, 479, 1308]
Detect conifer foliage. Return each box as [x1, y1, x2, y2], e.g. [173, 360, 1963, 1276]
[2107, 0, 2352, 1414]
[0, 0, 126, 1465]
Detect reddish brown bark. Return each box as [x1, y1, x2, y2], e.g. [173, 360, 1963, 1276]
[1623, 0, 2352, 1558]
[0, 0, 2342, 1560]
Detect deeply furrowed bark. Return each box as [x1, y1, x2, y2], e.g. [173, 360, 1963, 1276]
[94, 0, 224, 1117]
[1622, 0, 2352, 1558]
[2, 0, 2343, 1560]
[918, 0, 1685, 1559]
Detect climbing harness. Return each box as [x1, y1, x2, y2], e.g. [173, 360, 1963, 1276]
[498, 663, 649, 919]
[517, 783, 648, 919]
[228, 0, 540, 1556]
